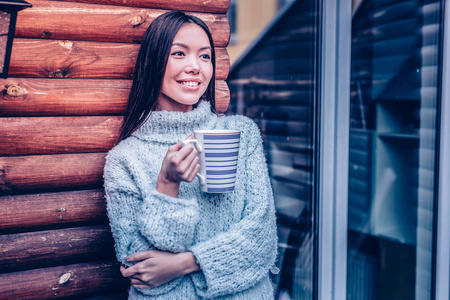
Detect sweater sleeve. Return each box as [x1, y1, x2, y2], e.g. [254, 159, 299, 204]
[104, 148, 200, 296]
[188, 121, 278, 298]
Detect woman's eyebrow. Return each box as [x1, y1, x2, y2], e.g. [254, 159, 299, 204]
[172, 42, 211, 51]
[172, 42, 188, 48]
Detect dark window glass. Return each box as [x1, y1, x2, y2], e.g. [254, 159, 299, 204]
[227, 1, 320, 299]
[347, 1, 443, 299]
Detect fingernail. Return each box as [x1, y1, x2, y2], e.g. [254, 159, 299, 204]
[124, 256, 131, 261]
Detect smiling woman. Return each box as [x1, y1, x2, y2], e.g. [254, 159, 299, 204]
[103, 10, 278, 300]
[116, 11, 217, 142]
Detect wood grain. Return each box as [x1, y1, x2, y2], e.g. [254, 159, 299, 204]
[49, 0, 230, 14]
[9, 39, 138, 79]
[0, 190, 107, 231]
[9, 39, 230, 80]
[0, 260, 128, 299]
[0, 0, 231, 297]
[0, 225, 115, 273]
[214, 80, 230, 113]
[0, 78, 230, 116]
[0, 116, 121, 155]
[0, 78, 130, 116]
[0, 153, 106, 195]
[18, 1, 230, 46]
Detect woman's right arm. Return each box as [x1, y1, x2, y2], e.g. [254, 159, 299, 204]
[103, 145, 201, 294]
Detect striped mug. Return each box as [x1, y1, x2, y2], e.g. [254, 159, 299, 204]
[182, 130, 240, 193]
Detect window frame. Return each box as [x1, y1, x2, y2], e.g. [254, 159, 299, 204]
[316, 1, 352, 299]
[434, 1, 450, 299]
[317, 0, 450, 299]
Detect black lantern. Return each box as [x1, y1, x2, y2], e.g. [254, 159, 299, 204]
[0, 0, 31, 79]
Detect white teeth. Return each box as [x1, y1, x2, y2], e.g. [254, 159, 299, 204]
[181, 81, 200, 87]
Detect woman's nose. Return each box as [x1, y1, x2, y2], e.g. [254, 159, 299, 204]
[185, 56, 200, 74]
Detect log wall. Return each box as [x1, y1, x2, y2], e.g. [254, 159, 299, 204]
[0, 0, 230, 298]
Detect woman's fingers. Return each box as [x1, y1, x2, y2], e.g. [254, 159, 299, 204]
[167, 141, 183, 154]
[160, 134, 200, 184]
[169, 143, 200, 181]
[185, 158, 201, 182]
[130, 278, 146, 285]
[121, 251, 156, 278]
[125, 250, 154, 262]
[130, 276, 151, 289]
[170, 143, 197, 168]
[120, 264, 128, 276]
[133, 284, 150, 290]
[120, 250, 190, 289]
[123, 271, 153, 289]
[167, 133, 193, 157]
[177, 147, 199, 178]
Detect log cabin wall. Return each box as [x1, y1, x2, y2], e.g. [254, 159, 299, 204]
[0, 1, 230, 299]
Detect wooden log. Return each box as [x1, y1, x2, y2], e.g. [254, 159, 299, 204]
[0, 78, 130, 116]
[0, 225, 115, 273]
[10, 39, 138, 79]
[0, 78, 230, 116]
[215, 80, 230, 113]
[0, 190, 107, 231]
[9, 39, 230, 80]
[0, 260, 128, 299]
[18, 1, 230, 47]
[215, 47, 231, 81]
[49, 0, 230, 14]
[0, 116, 121, 156]
[0, 153, 106, 195]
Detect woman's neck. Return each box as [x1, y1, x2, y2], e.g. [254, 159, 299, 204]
[130, 101, 217, 144]
[156, 101, 193, 113]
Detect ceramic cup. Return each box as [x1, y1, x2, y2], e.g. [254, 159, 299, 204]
[182, 130, 241, 193]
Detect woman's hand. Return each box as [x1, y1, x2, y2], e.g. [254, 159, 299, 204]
[121, 250, 200, 289]
[157, 134, 200, 197]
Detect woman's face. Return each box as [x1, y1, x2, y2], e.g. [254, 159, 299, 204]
[158, 23, 214, 112]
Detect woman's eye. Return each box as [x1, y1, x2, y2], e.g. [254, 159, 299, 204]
[200, 54, 211, 60]
[171, 51, 185, 56]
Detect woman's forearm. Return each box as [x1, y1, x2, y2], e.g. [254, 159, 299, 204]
[121, 250, 201, 290]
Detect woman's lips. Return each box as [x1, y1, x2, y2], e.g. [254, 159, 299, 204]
[178, 81, 201, 90]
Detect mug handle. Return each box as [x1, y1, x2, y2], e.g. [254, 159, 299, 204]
[181, 139, 203, 153]
[181, 139, 206, 186]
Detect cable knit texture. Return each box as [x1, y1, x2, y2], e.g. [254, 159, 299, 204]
[104, 101, 278, 299]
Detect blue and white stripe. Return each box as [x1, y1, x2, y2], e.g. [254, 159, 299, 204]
[203, 133, 240, 193]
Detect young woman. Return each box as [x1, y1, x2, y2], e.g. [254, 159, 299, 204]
[104, 11, 278, 299]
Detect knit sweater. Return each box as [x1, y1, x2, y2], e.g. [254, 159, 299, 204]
[104, 101, 278, 299]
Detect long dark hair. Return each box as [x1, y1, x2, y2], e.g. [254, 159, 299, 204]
[118, 11, 216, 142]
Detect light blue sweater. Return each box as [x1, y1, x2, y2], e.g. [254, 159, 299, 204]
[104, 101, 278, 299]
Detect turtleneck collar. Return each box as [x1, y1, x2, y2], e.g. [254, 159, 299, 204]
[131, 101, 218, 144]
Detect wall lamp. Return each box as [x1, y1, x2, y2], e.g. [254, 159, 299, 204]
[0, 0, 31, 79]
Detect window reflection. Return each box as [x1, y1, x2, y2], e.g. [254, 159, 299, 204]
[227, 0, 318, 299]
[347, 0, 442, 299]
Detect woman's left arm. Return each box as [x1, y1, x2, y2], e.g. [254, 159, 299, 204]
[119, 250, 200, 290]
[188, 120, 278, 298]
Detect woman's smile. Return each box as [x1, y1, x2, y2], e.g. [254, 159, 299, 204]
[178, 79, 201, 89]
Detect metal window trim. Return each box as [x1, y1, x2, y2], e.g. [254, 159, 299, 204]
[317, 0, 352, 299]
[435, 1, 450, 299]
